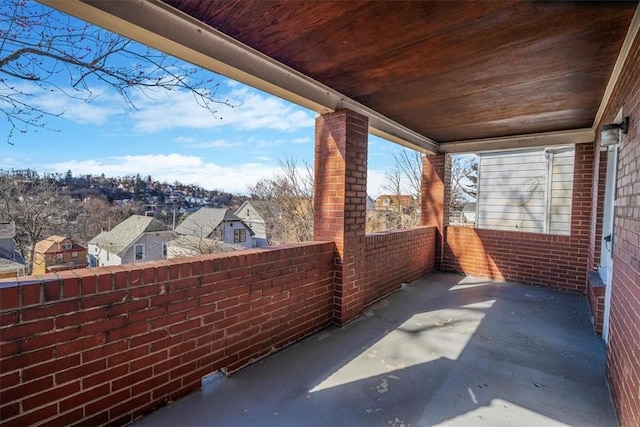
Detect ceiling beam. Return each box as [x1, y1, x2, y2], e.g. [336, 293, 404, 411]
[438, 128, 595, 154]
[38, 0, 439, 154]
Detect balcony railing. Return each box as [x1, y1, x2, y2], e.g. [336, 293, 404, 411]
[0, 227, 435, 426]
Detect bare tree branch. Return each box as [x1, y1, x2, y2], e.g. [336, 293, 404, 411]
[0, 0, 238, 143]
[248, 155, 313, 244]
[450, 154, 478, 211]
[377, 148, 422, 230]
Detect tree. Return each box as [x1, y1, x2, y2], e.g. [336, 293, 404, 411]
[380, 168, 406, 229]
[0, 0, 234, 143]
[450, 154, 478, 211]
[0, 172, 62, 274]
[64, 169, 73, 186]
[378, 148, 423, 230]
[392, 148, 423, 207]
[248, 156, 313, 244]
[73, 197, 140, 245]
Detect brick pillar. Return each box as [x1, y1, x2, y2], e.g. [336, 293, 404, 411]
[314, 109, 368, 325]
[421, 154, 446, 269]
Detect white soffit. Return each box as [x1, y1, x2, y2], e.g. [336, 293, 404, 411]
[438, 128, 595, 154]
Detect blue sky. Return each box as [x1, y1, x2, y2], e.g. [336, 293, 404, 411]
[0, 2, 406, 197]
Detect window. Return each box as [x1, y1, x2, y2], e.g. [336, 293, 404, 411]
[55, 253, 63, 264]
[234, 228, 246, 243]
[162, 243, 167, 258]
[61, 242, 72, 250]
[246, 209, 250, 216]
[134, 244, 145, 261]
[474, 146, 574, 235]
[72, 251, 78, 259]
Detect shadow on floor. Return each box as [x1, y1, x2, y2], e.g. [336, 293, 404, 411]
[133, 273, 615, 427]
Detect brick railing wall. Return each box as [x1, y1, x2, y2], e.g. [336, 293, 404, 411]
[442, 143, 594, 294]
[0, 242, 335, 426]
[443, 227, 588, 293]
[364, 227, 436, 305]
[0, 227, 438, 426]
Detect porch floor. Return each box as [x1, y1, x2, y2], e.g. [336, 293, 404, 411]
[133, 273, 615, 426]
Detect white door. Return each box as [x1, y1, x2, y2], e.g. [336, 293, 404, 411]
[600, 145, 618, 342]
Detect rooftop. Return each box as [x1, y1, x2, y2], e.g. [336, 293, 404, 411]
[33, 235, 83, 254]
[175, 208, 247, 238]
[134, 273, 614, 427]
[95, 215, 169, 255]
[0, 257, 26, 274]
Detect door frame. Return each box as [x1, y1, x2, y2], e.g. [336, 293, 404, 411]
[600, 144, 619, 343]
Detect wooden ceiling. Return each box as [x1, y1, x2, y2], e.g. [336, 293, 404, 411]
[162, 0, 636, 144]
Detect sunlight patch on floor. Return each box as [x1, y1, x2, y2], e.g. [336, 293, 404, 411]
[439, 398, 568, 426]
[310, 300, 495, 394]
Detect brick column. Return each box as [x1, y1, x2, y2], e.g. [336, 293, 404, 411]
[421, 154, 446, 269]
[314, 109, 368, 325]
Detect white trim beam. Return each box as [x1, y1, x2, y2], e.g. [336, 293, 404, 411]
[593, 3, 640, 129]
[438, 128, 595, 154]
[38, 0, 439, 154]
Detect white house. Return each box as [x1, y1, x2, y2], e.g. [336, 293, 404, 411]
[88, 215, 175, 267]
[165, 235, 246, 259]
[475, 146, 574, 234]
[0, 222, 26, 278]
[174, 207, 254, 249]
[234, 201, 281, 247]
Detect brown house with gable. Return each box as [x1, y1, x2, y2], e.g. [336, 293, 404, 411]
[32, 235, 88, 276]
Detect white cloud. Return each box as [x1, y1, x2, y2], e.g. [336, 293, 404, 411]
[1, 82, 124, 126]
[173, 136, 194, 144]
[174, 138, 243, 149]
[254, 137, 285, 148]
[47, 153, 277, 194]
[43, 153, 388, 197]
[292, 137, 311, 144]
[129, 84, 315, 133]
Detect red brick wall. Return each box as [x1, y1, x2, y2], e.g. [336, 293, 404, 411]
[586, 275, 605, 335]
[364, 227, 436, 305]
[441, 143, 594, 293]
[314, 109, 368, 324]
[599, 28, 640, 427]
[0, 243, 335, 426]
[421, 155, 446, 267]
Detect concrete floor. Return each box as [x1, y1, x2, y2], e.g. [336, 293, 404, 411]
[134, 273, 616, 427]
